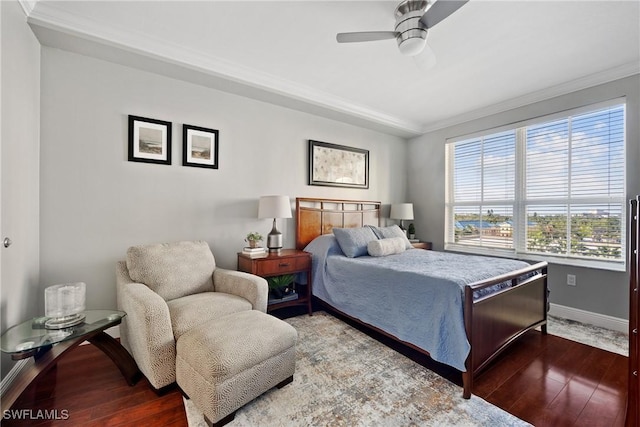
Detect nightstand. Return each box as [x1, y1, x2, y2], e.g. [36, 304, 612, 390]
[237, 249, 312, 315]
[411, 241, 433, 250]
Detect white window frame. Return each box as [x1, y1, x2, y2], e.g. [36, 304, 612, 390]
[445, 98, 626, 272]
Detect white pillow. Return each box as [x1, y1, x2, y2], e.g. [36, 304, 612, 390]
[369, 225, 413, 250]
[367, 237, 407, 257]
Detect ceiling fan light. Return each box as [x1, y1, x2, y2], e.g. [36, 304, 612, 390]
[397, 33, 427, 56]
[394, 4, 428, 57]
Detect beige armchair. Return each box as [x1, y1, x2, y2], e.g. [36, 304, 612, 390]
[116, 240, 268, 390]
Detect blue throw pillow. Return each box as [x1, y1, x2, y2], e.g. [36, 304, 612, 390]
[333, 227, 379, 258]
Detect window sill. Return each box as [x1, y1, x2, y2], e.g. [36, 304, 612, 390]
[444, 244, 626, 272]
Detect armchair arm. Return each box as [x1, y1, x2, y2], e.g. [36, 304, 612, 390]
[213, 268, 268, 313]
[116, 261, 176, 389]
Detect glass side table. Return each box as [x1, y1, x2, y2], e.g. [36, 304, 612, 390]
[0, 309, 141, 413]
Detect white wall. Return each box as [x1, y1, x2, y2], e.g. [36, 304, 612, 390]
[39, 47, 407, 312]
[0, 0, 41, 377]
[408, 75, 640, 320]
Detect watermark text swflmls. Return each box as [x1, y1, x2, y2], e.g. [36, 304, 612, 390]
[2, 409, 70, 420]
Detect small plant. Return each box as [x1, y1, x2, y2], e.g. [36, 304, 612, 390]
[245, 232, 263, 248]
[245, 232, 263, 242]
[267, 274, 296, 299]
[266, 274, 295, 291]
[408, 223, 416, 235]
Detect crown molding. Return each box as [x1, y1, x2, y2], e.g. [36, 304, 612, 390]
[18, 0, 37, 17]
[26, 2, 423, 138]
[25, 2, 638, 139]
[420, 61, 640, 135]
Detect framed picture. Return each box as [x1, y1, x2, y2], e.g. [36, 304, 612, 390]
[183, 124, 219, 169]
[128, 115, 172, 165]
[309, 140, 369, 189]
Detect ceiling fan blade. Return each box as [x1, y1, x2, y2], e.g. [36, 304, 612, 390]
[336, 31, 398, 43]
[420, 0, 468, 29]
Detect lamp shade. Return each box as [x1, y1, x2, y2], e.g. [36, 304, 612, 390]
[390, 203, 414, 220]
[258, 196, 292, 219]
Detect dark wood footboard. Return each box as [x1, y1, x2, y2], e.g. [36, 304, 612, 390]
[462, 261, 548, 398]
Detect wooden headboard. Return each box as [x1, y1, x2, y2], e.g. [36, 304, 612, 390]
[295, 198, 381, 250]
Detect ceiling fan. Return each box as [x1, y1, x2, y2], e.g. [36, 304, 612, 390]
[336, 0, 468, 57]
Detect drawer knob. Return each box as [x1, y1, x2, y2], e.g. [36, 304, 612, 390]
[634, 328, 638, 334]
[634, 370, 638, 377]
[278, 263, 290, 267]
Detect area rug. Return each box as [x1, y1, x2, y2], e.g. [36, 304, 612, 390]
[184, 312, 530, 427]
[546, 314, 628, 356]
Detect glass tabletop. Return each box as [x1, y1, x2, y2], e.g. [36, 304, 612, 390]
[0, 309, 126, 355]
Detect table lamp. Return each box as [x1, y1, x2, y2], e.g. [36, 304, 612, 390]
[44, 282, 86, 329]
[258, 195, 292, 253]
[390, 203, 414, 231]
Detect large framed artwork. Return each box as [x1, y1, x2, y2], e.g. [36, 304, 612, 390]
[183, 124, 219, 169]
[308, 140, 369, 189]
[128, 115, 172, 165]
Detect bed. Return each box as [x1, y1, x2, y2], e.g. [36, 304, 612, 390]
[295, 197, 548, 399]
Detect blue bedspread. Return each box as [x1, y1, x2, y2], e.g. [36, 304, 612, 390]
[304, 235, 531, 372]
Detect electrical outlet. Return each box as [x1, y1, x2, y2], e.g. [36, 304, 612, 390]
[567, 274, 576, 286]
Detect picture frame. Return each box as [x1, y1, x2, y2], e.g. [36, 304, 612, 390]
[183, 124, 219, 169]
[128, 115, 172, 165]
[308, 140, 369, 189]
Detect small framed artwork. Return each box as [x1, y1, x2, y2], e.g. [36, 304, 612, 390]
[309, 140, 369, 189]
[183, 124, 219, 169]
[128, 115, 172, 165]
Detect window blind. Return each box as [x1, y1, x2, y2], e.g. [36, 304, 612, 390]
[445, 101, 626, 270]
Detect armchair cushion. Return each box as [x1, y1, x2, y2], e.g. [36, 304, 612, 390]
[126, 240, 215, 301]
[167, 292, 252, 340]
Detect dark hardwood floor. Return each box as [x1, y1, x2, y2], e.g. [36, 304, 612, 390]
[3, 345, 186, 427]
[3, 312, 628, 426]
[474, 330, 627, 427]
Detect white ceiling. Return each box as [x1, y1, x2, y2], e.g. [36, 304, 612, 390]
[24, 0, 640, 138]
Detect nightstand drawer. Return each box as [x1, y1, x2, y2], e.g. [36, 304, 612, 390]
[257, 259, 299, 275]
[295, 256, 311, 270]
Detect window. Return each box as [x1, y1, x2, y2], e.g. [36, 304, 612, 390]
[445, 100, 626, 270]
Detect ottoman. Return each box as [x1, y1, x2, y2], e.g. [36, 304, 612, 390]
[176, 310, 297, 427]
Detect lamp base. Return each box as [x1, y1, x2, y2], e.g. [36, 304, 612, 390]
[45, 313, 86, 330]
[267, 233, 283, 253]
[267, 219, 283, 253]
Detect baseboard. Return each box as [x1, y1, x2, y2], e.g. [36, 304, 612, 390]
[549, 303, 629, 333]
